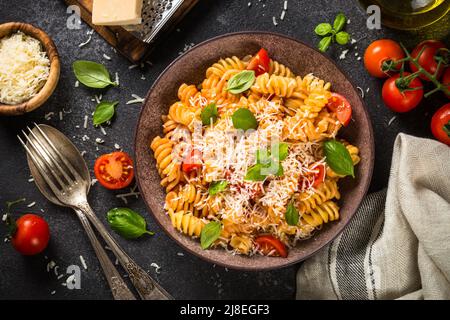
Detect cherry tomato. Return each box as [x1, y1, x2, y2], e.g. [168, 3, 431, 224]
[410, 40, 447, 81]
[431, 103, 450, 146]
[311, 163, 326, 188]
[94, 152, 134, 190]
[12, 214, 50, 256]
[364, 39, 405, 78]
[246, 48, 270, 76]
[326, 93, 352, 126]
[255, 235, 288, 258]
[442, 68, 450, 98]
[382, 73, 423, 113]
[182, 149, 202, 174]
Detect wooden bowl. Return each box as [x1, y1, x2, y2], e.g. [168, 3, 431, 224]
[134, 32, 375, 271]
[0, 22, 60, 116]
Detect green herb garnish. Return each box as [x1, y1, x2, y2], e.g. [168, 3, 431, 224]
[200, 221, 222, 249]
[93, 101, 118, 126]
[245, 142, 289, 181]
[209, 180, 228, 195]
[314, 12, 351, 52]
[106, 208, 154, 239]
[201, 102, 219, 125]
[323, 140, 355, 177]
[227, 70, 256, 94]
[231, 108, 258, 131]
[285, 200, 299, 226]
[73, 60, 117, 88]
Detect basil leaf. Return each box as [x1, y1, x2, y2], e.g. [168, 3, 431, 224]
[73, 60, 117, 88]
[256, 149, 271, 165]
[272, 142, 289, 161]
[244, 163, 267, 181]
[314, 23, 332, 36]
[324, 140, 355, 178]
[209, 180, 228, 195]
[232, 108, 258, 130]
[106, 208, 154, 239]
[200, 221, 222, 249]
[336, 31, 350, 45]
[333, 13, 347, 32]
[318, 36, 332, 52]
[227, 70, 255, 94]
[201, 102, 218, 125]
[275, 162, 284, 176]
[285, 201, 299, 226]
[93, 101, 118, 125]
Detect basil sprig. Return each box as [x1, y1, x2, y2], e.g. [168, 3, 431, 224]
[285, 200, 299, 226]
[232, 108, 258, 130]
[107, 208, 154, 239]
[73, 60, 117, 88]
[227, 70, 255, 94]
[314, 13, 351, 52]
[245, 142, 289, 181]
[324, 140, 355, 177]
[93, 101, 118, 125]
[200, 221, 222, 249]
[201, 102, 218, 125]
[209, 180, 228, 195]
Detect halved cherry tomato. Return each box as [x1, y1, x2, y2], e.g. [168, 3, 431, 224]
[246, 48, 270, 76]
[410, 40, 447, 81]
[431, 103, 450, 146]
[94, 152, 134, 190]
[12, 214, 50, 256]
[364, 39, 405, 78]
[442, 68, 450, 98]
[255, 235, 288, 258]
[182, 149, 202, 174]
[382, 73, 423, 113]
[311, 163, 326, 188]
[326, 93, 352, 126]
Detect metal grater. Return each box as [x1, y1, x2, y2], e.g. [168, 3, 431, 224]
[130, 0, 199, 43]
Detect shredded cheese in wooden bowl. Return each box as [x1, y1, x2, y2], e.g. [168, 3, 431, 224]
[0, 31, 50, 105]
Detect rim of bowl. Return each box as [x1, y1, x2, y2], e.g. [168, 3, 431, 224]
[134, 31, 375, 271]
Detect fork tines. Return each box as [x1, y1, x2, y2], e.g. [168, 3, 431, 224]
[18, 124, 81, 195]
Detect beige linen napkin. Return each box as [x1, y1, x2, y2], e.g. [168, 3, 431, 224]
[296, 133, 450, 300]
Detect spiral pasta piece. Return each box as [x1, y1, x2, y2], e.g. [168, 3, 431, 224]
[230, 234, 253, 254]
[168, 209, 206, 238]
[301, 200, 340, 228]
[296, 179, 340, 213]
[269, 59, 295, 78]
[206, 56, 246, 78]
[251, 73, 299, 98]
[168, 101, 197, 129]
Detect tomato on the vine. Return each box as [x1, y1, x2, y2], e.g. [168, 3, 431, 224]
[364, 39, 405, 78]
[12, 214, 50, 256]
[382, 73, 424, 113]
[442, 68, 450, 98]
[246, 48, 270, 76]
[431, 103, 450, 146]
[94, 152, 134, 190]
[410, 40, 447, 81]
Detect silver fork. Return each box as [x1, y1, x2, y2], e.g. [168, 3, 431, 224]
[18, 124, 172, 300]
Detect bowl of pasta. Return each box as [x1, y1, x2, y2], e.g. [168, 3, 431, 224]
[135, 32, 374, 270]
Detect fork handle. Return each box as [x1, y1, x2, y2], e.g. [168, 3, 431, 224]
[78, 203, 173, 300]
[75, 210, 136, 300]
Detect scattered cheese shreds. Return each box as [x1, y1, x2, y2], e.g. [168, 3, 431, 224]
[0, 32, 50, 104]
[80, 255, 88, 270]
[150, 263, 161, 274]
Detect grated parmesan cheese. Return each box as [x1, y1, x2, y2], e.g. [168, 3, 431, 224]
[0, 32, 50, 104]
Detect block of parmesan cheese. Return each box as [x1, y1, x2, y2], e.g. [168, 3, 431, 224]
[92, 0, 143, 26]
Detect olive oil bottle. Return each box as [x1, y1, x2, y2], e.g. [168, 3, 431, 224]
[359, 0, 450, 30]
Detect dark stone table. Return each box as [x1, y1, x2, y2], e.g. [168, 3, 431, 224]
[0, 0, 448, 300]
